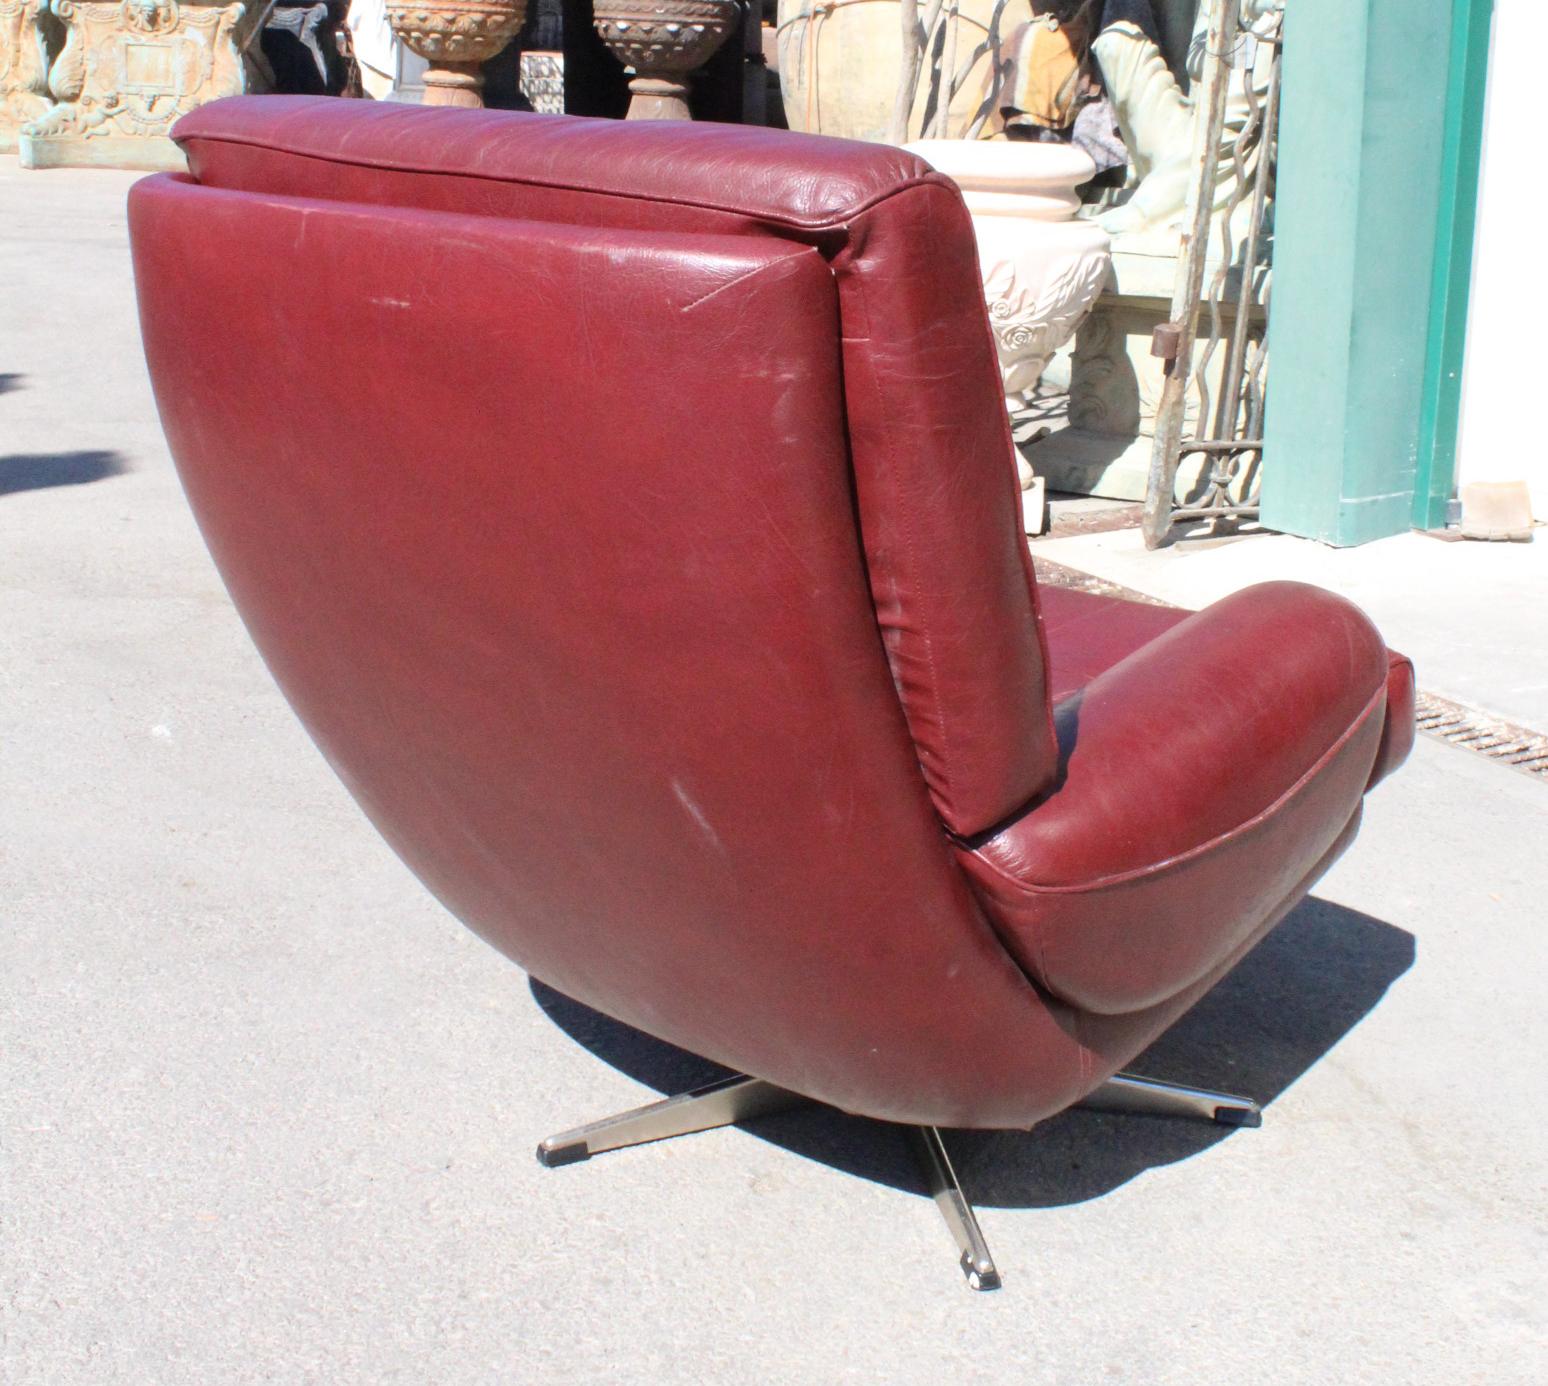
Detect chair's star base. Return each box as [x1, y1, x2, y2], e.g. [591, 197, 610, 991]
[536, 1070, 1261, 1292]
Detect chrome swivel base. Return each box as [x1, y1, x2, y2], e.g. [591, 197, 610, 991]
[537, 1069, 1261, 1291]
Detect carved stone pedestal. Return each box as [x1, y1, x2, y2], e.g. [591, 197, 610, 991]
[593, 0, 738, 120]
[384, 0, 527, 108]
[1027, 230, 1265, 503]
[1, 0, 51, 153]
[18, 0, 273, 170]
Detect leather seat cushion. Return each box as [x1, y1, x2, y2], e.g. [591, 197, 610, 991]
[1036, 584, 1191, 704]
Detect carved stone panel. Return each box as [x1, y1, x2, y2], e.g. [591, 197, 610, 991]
[1, 0, 51, 151]
[19, 0, 274, 170]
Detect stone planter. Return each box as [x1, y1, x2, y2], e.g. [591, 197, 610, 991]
[592, 0, 738, 120]
[384, 0, 527, 108]
[18, 0, 275, 170]
[1, 0, 51, 153]
[906, 141, 1111, 403]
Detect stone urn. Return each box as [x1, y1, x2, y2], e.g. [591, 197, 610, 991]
[384, 0, 527, 107]
[592, 0, 738, 120]
[907, 140, 1111, 401]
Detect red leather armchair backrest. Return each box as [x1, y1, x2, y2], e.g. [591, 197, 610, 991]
[168, 96, 1059, 836]
[130, 100, 1092, 1127]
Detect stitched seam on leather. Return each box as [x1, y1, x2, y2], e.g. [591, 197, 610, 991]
[676, 251, 818, 315]
[178, 134, 952, 234]
[964, 678, 1389, 896]
[845, 192, 956, 823]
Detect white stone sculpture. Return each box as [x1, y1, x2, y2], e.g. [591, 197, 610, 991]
[1094, 0, 1282, 237]
[19, 0, 275, 170]
[906, 139, 1112, 529]
[0, 0, 50, 152]
[1028, 0, 1279, 502]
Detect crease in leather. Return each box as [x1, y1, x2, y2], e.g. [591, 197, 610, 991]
[677, 251, 820, 315]
[829, 181, 1057, 831]
[964, 676, 1390, 897]
[840, 255, 956, 816]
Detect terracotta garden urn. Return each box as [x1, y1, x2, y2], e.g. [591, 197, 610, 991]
[592, 0, 739, 120]
[384, 0, 527, 107]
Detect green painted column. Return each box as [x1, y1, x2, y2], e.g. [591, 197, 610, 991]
[1262, 0, 1455, 545]
[1413, 0, 1494, 530]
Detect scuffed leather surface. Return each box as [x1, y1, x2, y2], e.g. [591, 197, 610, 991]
[171, 95, 1057, 837]
[1070, 805, 1364, 1076]
[130, 101, 1421, 1129]
[130, 174, 1093, 1128]
[959, 583, 1397, 1012]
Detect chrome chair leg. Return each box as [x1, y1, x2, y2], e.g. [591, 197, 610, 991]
[912, 1126, 1002, 1292]
[538, 1068, 1255, 1290]
[536, 1072, 806, 1166]
[1079, 1070, 1262, 1128]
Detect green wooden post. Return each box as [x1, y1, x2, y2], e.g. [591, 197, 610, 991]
[1262, 0, 1455, 545]
[1413, 0, 1494, 530]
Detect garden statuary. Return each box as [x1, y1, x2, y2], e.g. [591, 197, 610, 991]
[383, 0, 527, 107]
[592, 0, 740, 120]
[1092, 0, 1282, 237]
[1021, 0, 1281, 502]
[0, 0, 50, 152]
[777, 0, 1034, 142]
[19, 0, 275, 170]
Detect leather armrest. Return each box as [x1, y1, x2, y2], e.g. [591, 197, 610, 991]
[952, 582, 1399, 1013]
[965, 581, 1392, 889]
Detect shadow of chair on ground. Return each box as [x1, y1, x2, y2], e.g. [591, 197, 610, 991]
[1, 450, 128, 496]
[531, 895, 1413, 1210]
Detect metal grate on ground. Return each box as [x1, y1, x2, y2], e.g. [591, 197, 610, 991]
[1415, 691, 1548, 781]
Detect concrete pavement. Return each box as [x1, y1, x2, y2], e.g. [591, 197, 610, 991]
[3, 162, 1546, 1384]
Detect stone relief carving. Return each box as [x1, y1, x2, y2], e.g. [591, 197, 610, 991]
[0, 0, 51, 151]
[19, 0, 273, 168]
[984, 249, 1112, 398]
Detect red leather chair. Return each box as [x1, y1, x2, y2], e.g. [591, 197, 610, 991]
[130, 96, 1414, 1291]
